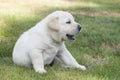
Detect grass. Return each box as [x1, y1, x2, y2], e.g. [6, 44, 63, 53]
[0, 0, 120, 80]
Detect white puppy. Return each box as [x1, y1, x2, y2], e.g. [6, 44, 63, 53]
[12, 11, 86, 73]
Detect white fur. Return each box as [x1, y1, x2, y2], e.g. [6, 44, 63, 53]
[12, 11, 86, 73]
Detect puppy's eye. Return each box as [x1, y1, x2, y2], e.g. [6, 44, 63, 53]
[66, 20, 71, 24]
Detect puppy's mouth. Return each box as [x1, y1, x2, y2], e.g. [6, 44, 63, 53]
[66, 34, 75, 41]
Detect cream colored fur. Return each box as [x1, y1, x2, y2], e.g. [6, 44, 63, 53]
[12, 11, 86, 73]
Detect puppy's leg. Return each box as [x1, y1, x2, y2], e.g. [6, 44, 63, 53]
[58, 45, 86, 70]
[29, 50, 46, 73]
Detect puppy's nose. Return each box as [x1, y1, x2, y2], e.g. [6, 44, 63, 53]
[77, 25, 81, 31]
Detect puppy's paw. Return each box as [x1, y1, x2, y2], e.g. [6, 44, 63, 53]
[79, 65, 86, 70]
[35, 68, 47, 74]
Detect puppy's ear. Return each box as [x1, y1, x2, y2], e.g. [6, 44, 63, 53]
[48, 17, 59, 32]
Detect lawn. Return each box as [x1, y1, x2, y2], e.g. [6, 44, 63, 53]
[0, 0, 120, 80]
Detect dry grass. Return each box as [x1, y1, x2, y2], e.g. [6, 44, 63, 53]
[101, 43, 120, 51]
[84, 54, 109, 65]
[70, 11, 120, 17]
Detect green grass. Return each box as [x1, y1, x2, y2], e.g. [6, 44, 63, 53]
[0, 0, 120, 80]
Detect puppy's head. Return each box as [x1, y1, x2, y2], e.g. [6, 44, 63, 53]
[48, 11, 81, 41]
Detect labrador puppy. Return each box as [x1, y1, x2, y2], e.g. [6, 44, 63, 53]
[12, 11, 86, 73]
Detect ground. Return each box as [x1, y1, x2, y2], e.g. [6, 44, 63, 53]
[0, 0, 120, 80]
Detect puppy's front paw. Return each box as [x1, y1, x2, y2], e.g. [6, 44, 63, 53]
[35, 68, 47, 74]
[79, 65, 86, 70]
